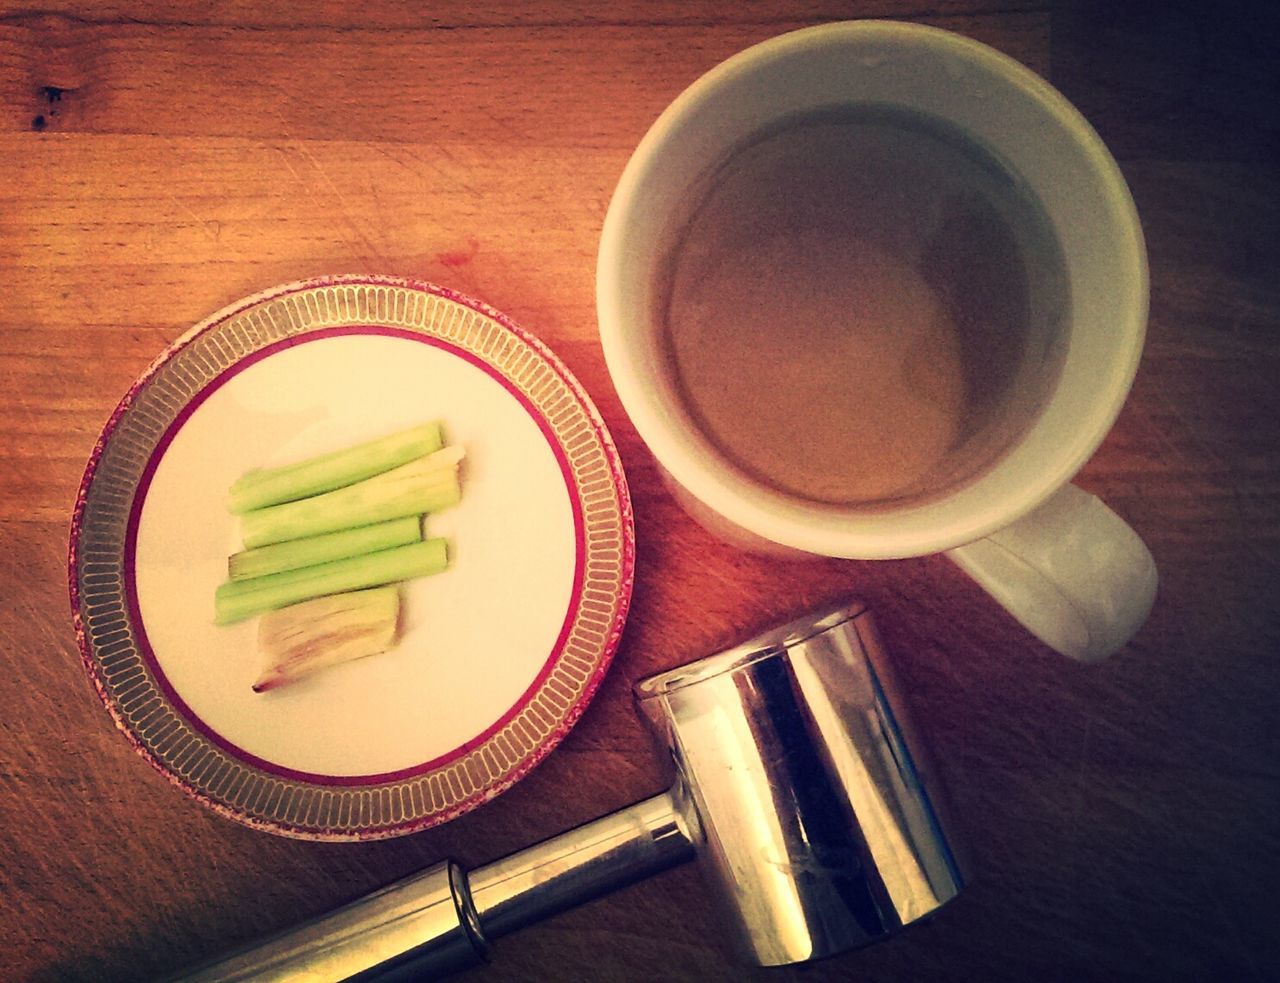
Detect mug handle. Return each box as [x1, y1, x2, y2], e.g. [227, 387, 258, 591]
[945, 484, 1157, 662]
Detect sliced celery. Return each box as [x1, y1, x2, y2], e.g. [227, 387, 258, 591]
[228, 515, 423, 581]
[215, 538, 448, 625]
[253, 587, 400, 692]
[239, 446, 464, 548]
[227, 422, 444, 514]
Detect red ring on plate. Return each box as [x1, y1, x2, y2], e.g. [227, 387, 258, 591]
[68, 276, 636, 839]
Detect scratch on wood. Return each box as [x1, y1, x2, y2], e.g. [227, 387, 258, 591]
[1140, 385, 1279, 572]
[1066, 715, 1093, 839]
[162, 191, 223, 244]
[281, 139, 388, 265]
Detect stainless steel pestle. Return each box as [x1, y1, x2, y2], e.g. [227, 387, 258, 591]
[179, 599, 967, 980]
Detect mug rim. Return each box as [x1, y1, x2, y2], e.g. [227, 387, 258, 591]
[596, 19, 1149, 559]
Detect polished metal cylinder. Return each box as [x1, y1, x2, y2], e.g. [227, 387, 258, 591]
[178, 861, 485, 982]
[175, 798, 695, 982]
[635, 599, 967, 966]
[177, 599, 965, 979]
[470, 791, 694, 938]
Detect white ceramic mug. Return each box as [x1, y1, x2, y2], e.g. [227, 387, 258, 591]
[596, 21, 1156, 662]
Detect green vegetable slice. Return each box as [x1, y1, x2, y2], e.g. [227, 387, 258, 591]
[227, 422, 444, 514]
[239, 446, 463, 548]
[228, 515, 424, 581]
[215, 538, 448, 625]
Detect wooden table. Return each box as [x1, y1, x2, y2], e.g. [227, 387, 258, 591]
[3, 2, 1278, 980]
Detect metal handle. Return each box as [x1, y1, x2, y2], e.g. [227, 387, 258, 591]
[177, 598, 967, 979]
[177, 792, 694, 981]
[469, 791, 693, 938]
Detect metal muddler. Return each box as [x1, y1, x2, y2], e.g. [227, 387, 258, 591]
[179, 599, 967, 980]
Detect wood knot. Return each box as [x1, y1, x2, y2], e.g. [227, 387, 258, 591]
[32, 84, 79, 132]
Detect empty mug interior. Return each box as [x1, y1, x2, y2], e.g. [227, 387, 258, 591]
[597, 21, 1147, 558]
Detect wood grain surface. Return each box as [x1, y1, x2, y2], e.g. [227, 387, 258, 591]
[3, 2, 1278, 981]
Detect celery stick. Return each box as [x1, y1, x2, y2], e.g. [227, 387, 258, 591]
[228, 422, 444, 514]
[228, 515, 422, 581]
[240, 447, 464, 548]
[254, 587, 400, 692]
[215, 538, 448, 625]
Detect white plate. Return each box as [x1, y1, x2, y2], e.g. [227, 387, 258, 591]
[70, 276, 634, 839]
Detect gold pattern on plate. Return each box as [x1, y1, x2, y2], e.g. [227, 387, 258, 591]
[72, 276, 633, 840]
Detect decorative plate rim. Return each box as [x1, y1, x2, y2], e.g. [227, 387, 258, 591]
[68, 274, 636, 841]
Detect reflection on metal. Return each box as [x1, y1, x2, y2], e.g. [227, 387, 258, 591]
[635, 600, 966, 965]
[178, 599, 966, 980]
